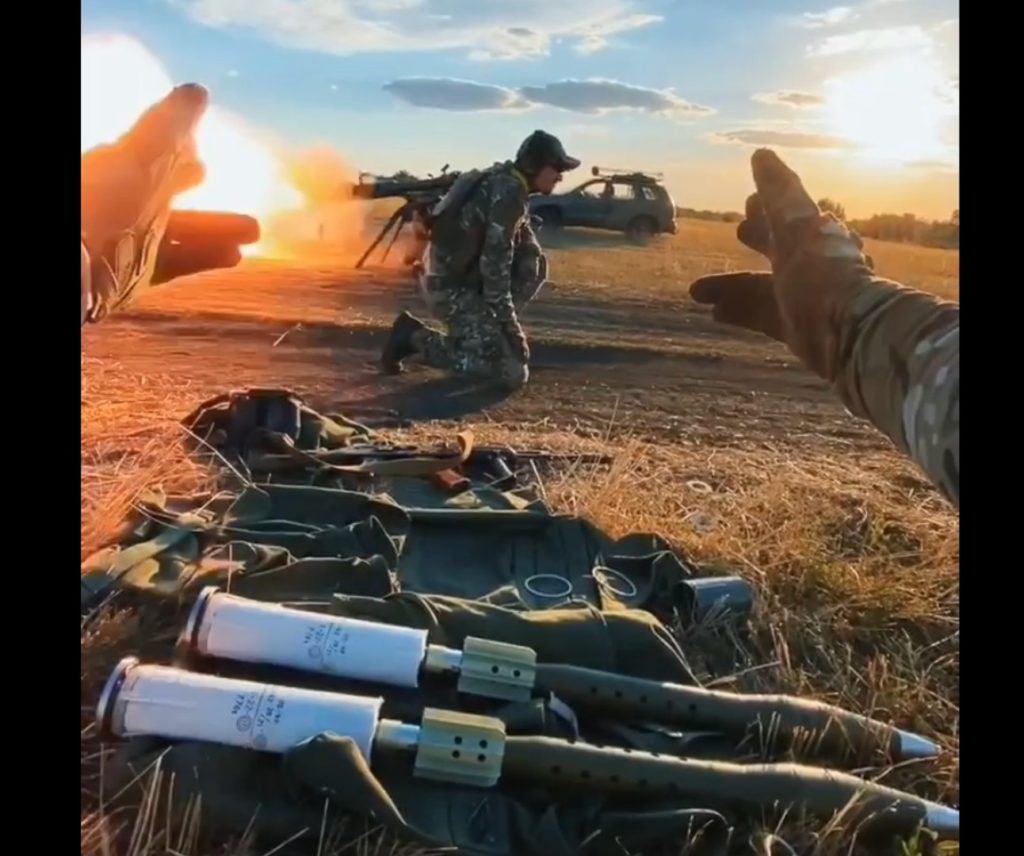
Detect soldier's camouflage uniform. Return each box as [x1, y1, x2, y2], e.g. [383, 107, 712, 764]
[420, 217, 545, 320]
[510, 216, 546, 309]
[757, 217, 959, 508]
[812, 271, 959, 507]
[413, 161, 536, 389]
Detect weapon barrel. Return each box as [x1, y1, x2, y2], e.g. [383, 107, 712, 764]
[470, 447, 615, 465]
[164, 210, 261, 245]
[350, 174, 458, 201]
[534, 663, 938, 763]
[502, 737, 957, 838]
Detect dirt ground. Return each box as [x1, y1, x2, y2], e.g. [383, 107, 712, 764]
[84, 219, 959, 452]
[81, 218, 960, 855]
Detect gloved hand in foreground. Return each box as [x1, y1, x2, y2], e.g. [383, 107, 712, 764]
[689, 149, 959, 508]
[81, 83, 258, 325]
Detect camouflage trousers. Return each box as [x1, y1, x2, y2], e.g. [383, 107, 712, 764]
[413, 281, 529, 390]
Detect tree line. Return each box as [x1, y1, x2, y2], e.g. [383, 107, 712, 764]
[818, 199, 959, 250]
[676, 201, 959, 250]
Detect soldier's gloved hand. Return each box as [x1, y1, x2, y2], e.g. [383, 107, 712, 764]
[689, 149, 874, 377]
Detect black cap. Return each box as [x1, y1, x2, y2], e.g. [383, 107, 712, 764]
[515, 130, 581, 174]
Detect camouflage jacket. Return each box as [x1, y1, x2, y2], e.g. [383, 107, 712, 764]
[428, 161, 531, 328]
[801, 271, 959, 507]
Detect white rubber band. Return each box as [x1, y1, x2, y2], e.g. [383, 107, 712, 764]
[524, 574, 573, 599]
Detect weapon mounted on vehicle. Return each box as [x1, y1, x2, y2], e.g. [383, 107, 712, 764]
[349, 166, 460, 269]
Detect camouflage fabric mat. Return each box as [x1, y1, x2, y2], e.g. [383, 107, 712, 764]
[86, 388, 749, 856]
[82, 388, 714, 623]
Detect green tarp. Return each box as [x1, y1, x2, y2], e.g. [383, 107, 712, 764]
[88, 389, 740, 855]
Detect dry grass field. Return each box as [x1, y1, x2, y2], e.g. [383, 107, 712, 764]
[81, 217, 959, 856]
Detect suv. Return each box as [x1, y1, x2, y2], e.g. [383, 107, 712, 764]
[528, 167, 677, 242]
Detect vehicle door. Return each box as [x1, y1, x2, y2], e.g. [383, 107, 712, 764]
[604, 181, 643, 230]
[560, 180, 612, 227]
[634, 184, 670, 229]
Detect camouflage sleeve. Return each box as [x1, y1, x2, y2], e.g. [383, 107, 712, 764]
[480, 187, 526, 327]
[518, 216, 541, 253]
[830, 276, 959, 506]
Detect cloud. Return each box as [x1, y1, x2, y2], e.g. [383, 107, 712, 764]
[468, 27, 552, 61]
[809, 25, 931, 56]
[382, 76, 715, 118]
[798, 0, 907, 29]
[169, 0, 660, 59]
[711, 128, 854, 150]
[752, 90, 825, 109]
[801, 6, 858, 29]
[932, 18, 958, 56]
[519, 79, 714, 116]
[383, 78, 526, 111]
[573, 13, 662, 55]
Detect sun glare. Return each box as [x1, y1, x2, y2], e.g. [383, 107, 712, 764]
[824, 57, 957, 167]
[81, 34, 300, 225]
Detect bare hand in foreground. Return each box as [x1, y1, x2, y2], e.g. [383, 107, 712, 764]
[81, 83, 258, 325]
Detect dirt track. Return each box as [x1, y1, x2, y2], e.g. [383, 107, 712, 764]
[81, 252, 888, 457]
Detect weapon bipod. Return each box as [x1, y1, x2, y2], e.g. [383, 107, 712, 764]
[355, 203, 413, 270]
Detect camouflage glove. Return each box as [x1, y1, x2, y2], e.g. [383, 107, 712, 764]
[689, 149, 874, 381]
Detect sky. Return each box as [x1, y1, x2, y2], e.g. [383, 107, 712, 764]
[81, 0, 959, 220]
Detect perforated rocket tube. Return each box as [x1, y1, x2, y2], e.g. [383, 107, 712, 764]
[531, 663, 941, 764]
[180, 588, 940, 764]
[96, 660, 958, 840]
[499, 736, 959, 839]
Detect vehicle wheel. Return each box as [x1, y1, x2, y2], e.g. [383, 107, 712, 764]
[626, 217, 656, 244]
[534, 207, 563, 235]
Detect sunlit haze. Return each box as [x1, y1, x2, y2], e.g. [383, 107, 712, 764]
[81, 34, 300, 221]
[824, 57, 957, 166]
[81, 0, 958, 220]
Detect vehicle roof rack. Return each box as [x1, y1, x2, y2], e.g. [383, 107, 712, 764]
[590, 165, 665, 182]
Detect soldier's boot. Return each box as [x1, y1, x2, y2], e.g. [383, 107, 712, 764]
[380, 311, 427, 374]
